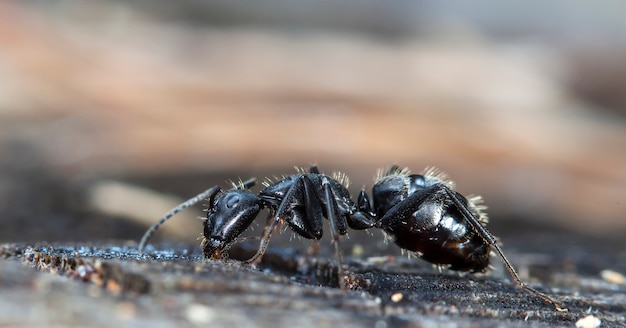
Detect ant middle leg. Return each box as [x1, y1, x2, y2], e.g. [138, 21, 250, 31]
[245, 175, 325, 265]
[322, 177, 350, 289]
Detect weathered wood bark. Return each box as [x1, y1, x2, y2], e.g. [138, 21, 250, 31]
[1, 233, 624, 327]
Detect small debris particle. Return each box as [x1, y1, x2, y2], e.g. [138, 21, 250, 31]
[390, 292, 403, 303]
[351, 244, 364, 257]
[116, 301, 136, 320]
[374, 320, 388, 328]
[575, 315, 601, 328]
[106, 280, 122, 295]
[90, 273, 104, 287]
[363, 256, 395, 267]
[86, 285, 103, 298]
[185, 303, 215, 324]
[600, 269, 625, 285]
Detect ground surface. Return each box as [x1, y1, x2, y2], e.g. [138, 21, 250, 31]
[1, 231, 625, 327]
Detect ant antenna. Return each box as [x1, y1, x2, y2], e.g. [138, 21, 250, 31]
[138, 178, 257, 253]
[236, 178, 257, 190]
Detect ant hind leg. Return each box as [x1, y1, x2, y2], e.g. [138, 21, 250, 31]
[441, 185, 567, 312]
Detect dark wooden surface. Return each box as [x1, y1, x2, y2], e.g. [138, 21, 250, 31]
[1, 230, 625, 327]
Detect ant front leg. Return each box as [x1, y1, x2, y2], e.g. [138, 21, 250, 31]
[243, 212, 280, 266]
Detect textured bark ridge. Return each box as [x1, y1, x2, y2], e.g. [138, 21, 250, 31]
[1, 237, 624, 327]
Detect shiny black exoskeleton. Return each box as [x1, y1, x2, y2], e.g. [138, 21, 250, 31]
[368, 165, 490, 272]
[361, 165, 564, 310]
[138, 164, 565, 311]
[200, 166, 376, 268]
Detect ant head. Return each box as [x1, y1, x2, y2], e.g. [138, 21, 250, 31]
[202, 189, 262, 258]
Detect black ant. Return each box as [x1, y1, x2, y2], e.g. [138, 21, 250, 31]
[138, 165, 566, 311]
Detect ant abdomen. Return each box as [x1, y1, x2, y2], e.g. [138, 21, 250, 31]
[371, 167, 490, 272]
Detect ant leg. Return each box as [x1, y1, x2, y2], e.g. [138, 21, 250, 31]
[275, 176, 324, 239]
[309, 165, 320, 174]
[308, 240, 321, 256]
[441, 186, 567, 312]
[376, 184, 440, 229]
[377, 183, 566, 311]
[246, 176, 325, 265]
[322, 178, 348, 289]
[138, 186, 222, 253]
[244, 212, 279, 265]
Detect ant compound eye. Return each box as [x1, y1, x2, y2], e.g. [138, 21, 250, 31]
[225, 194, 240, 209]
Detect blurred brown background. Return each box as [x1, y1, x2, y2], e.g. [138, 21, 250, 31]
[1, 1, 625, 248]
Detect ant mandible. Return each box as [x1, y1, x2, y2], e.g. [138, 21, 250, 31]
[138, 164, 566, 311]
